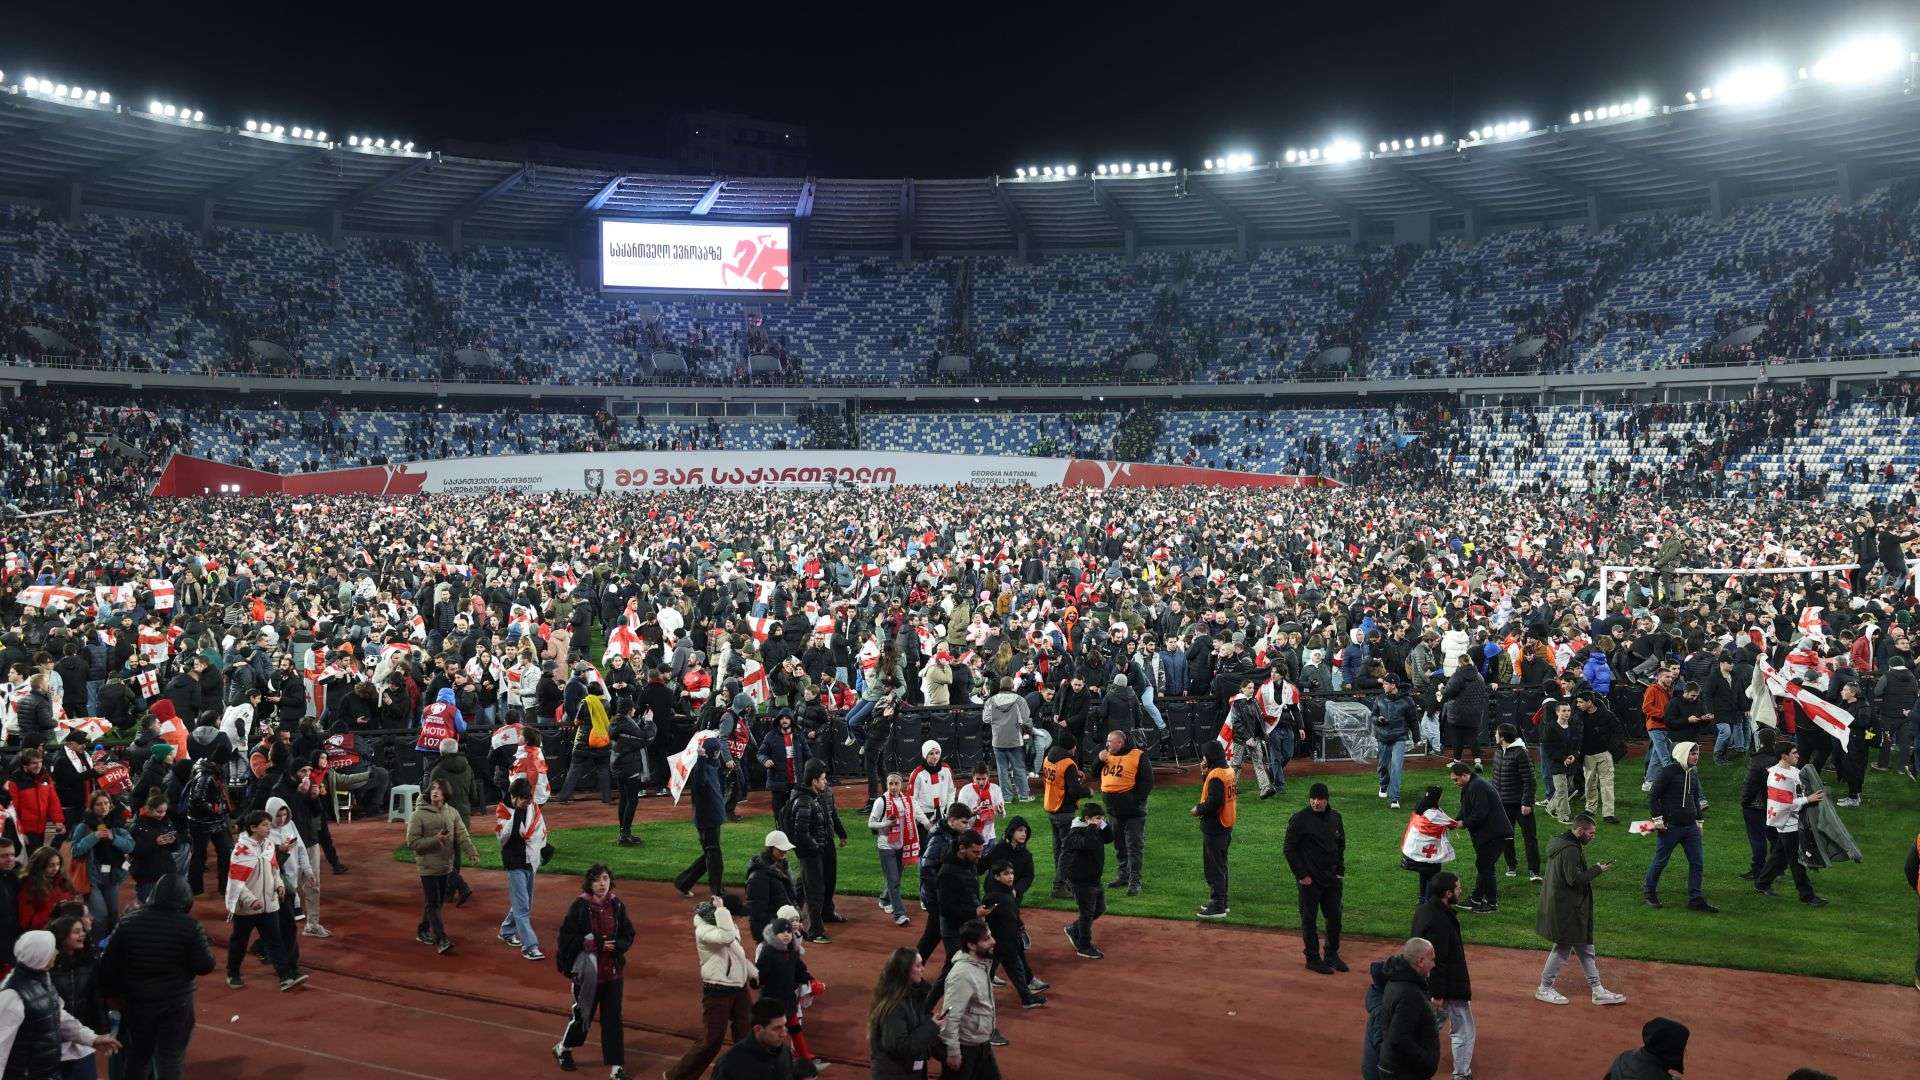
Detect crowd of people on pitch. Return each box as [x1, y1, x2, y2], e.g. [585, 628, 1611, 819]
[0, 471, 1916, 1077]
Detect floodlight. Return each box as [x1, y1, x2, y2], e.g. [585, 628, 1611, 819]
[1121, 162, 1132, 173]
[150, 100, 162, 113]
[314, 128, 324, 139]
[54, 84, 68, 97]
[348, 135, 359, 146]
[1714, 64, 1786, 104]
[83, 89, 97, 102]
[375, 138, 386, 148]
[1634, 96, 1650, 113]
[165, 104, 179, 117]
[1095, 164, 1106, 175]
[1700, 87, 1713, 100]
[1283, 149, 1297, 163]
[245, 120, 258, 131]
[21, 77, 34, 91]
[1684, 92, 1696, 103]
[1041, 166, 1053, 176]
[1206, 158, 1216, 170]
[98, 92, 109, 104]
[1066, 164, 1077, 176]
[272, 125, 284, 135]
[1467, 129, 1479, 141]
[1812, 34, 1905, 85]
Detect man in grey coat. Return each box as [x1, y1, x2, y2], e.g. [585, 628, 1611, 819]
[983, 677, 1033, 802]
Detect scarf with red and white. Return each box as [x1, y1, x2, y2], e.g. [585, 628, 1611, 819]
[884, 792, 920, 865]
[967, 780, 998, 834]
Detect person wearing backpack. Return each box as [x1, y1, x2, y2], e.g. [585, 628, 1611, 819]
[557, 681, 614, 805]
[785, 761, 847, 943]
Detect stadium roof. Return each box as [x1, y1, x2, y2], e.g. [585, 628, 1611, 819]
[2, 82, 1917, 252]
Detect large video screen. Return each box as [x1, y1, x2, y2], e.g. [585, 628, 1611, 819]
[598, 219, 790, 294]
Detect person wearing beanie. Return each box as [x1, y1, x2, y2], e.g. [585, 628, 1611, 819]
[1284, 782, 1347, 973]
[750, 917, 826, 1072]
[1192, 739, 1237, 919]
[1602, 1017, 1688, 1079]
[672, 737, 734, 899]
[907, 741, 956, 835]
[0, 930, 121, 1070]
[1643, 741, 1717, 912]
[131, 741, 175, 813]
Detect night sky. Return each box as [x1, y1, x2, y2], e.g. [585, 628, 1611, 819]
[7, 0, 1910, 177]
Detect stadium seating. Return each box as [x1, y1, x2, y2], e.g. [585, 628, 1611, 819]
[6, 180, 1919, 386]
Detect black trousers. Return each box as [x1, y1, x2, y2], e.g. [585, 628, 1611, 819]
[1070, 882, 1105, 946]
[991, 944, 1041, 1004]
[187, 824, 229, 895]
[672, 825, 725, 896]
[1297, 879, 1343, 962]
[1412, 862, 1441, 904]
[1742, 807, 1770, 875]
[1755, 827, 1814, 900]
[1470, 839, 1502, 905]
[915, 911, 946, 962]
[121, 994, 195, 1080]
[560, 976, 625, 1067]
[616, 775, 644, 834]
[1201, 829, 1231, 905]
[418, 872, 451, 942]
[1447, 724, 1481, 762]
[1047, 812, 1075, 889]
[1503, 803, 1540, 875]
[316, 815, 342, 869]
[865, 736, 890, 800]
[227, 911, 295, 980]
[797, 849, 830, 935]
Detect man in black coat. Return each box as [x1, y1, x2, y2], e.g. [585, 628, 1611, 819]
[1449, 762, 1513, 913]
[786, 761, 847, 943]
[1409, 872, 1475, 1080]
[1283, 782, 1346, 974]
[99, 873, 216, 1080]
[1374, 937, 1441, 1080]
[1439, 660, 1489, 767]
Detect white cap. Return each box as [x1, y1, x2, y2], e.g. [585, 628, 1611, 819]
[764, 829, 795, 852]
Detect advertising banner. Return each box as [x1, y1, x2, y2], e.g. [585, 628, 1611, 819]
[599, 219, 790, 293]
[151, 450, 1338, 497]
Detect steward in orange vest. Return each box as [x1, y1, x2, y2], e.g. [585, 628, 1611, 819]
[1193, 740, 1237, 918]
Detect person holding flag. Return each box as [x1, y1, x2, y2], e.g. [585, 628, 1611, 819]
[1754, 740, 1828, 907]
[671, 736, 733, 900]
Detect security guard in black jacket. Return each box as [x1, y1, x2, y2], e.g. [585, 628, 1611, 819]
[1283, 782, 1347, 973]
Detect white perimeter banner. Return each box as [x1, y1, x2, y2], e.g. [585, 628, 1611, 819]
[153, 450, 1338, 497]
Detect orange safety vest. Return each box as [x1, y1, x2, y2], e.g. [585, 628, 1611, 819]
[1100, 748, 1143, 793]
[1041, 756, 1077, 814]
[1203, 766, 1238, 830]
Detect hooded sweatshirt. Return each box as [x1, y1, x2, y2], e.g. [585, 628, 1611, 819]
[1604, 1017, 1689, 1079]
[264, 796, 312, 885]
[983, 690, 1030, 750]
[1648, 741, 1703, 830]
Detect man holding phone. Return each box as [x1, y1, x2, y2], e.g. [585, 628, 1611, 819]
[1534, 813, 1628, 1006]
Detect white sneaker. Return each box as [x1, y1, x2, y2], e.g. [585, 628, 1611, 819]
[1389, 802, 1401, 809]
[1378, 789, 1388, 798]
[1534, 986, 1569, 1005]
[301, 924, 332, 938]
[1592, 988, 1627, 1006]
[1640, 780, 1654, 793]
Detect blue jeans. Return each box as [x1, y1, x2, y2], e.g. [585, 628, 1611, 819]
[1643, 730, 1673, 784]
[500, 866, 539, 952]
[877, 847, 904, 913]
[1139, 687, 1166, 731]
[994, 746, 1030, 801]
[85, 680, 102, 717]
[1026, 727, 1053, 774]
[88, 864, 127, 937]
[844, 698, 876, 742]
[1269, 726, 1294, 792]
[1642, 821, 1704, 900]
[1375, 739, 1406, 803]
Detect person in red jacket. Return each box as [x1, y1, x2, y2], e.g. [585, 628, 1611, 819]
[16, 845, 74, 932]
[5, 750, 65, 855]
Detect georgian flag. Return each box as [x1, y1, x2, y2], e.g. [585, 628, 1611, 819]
[1627, 820, 1660, 836]
[667, 729, 719, 804]
[132, 669, 160, 701]
[149, 579, 175, 610]
[1789, 687, 1854, 751]
[656, 605, 684, 643]
[741, 659, 769, 706]
[1797, 606, 1826, 642]
[753, 578, 775, 614]
[604, 622, 643, 661]
[15, 585, 83, 610]
[95, 584, 135, 608]
[56, 716, 110, 741]
[747, 615, 772, 643]
[4, 553, 28, 575]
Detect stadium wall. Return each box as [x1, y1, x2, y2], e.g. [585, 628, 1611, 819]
[148, 451, 1338, 497]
